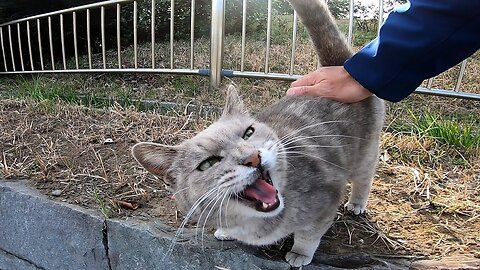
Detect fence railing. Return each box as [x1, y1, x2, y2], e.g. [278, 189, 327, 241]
[0, 0, 479, 101]
[0, 0, 203, 76]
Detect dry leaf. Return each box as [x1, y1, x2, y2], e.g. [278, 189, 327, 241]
[112, 199, 140, 210]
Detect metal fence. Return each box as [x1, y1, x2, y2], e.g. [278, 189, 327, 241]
[0, 0, 478, 101]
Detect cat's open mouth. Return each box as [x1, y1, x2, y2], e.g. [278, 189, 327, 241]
[239, 171, 280, 212]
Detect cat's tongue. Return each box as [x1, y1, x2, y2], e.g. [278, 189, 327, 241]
[243, 179, 277, 204]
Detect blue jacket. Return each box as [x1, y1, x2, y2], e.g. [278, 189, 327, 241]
[344, 0, 480, 102]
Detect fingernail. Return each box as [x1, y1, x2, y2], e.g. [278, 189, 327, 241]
[286, 88, 295, 96]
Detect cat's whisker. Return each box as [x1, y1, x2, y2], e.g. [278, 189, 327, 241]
[200, 190, 226, 251]
[217, 187, 228, 228]
[174, 192, 216, 244]
[171, 186, 190, 197]
[182, 188, 218, 230]
[283, 144, 352, 150]
[218, 187, 231, 232]
[224, 188, 233, 229]
[281, 134, 366, 149]
[195, 189, 223, 241]
[276, 120, 348, 146]
[283, 134, 366, 145]
[280, 120, 346, 141]
[280, 150, 350, 172]
[164, 187, 218, 259]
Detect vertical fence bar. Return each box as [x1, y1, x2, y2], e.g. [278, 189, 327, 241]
[8, 25, 16, 71]
[454, 60, 467, 92]
[151, 0, 156, 69]
[289, 11, 298, 76]
[27, 21, 34, 70]
[60, 14, 66, 69]
[87, 9, 92, 69]
[0, 27, 6, 71]
[73, 12, 79, 69]
[170, 0, 174, 69]
[117, 4, 121, 68]
[347, 0, 354, 45]
[37, 19, 44, 70]
[210, 0, 225, 89]
[264, 0, 272, 73]
[48, 16, 55, 70]
[17, 24, 25, 71]
[101, 6, 106, 69]
[240, 0, 247, 72]
[190, 0, 195, 69]
[133, 1, 138, 69]
[377, 0, 384, 34]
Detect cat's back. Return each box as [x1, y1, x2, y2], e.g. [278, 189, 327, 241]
[257, 95, 384, 139]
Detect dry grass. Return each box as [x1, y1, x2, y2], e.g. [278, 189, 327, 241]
[0, 98, 216, 223]
[1, 36, 479, 260]
[1, 97, 478, 259]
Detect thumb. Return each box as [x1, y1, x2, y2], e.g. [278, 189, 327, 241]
[290, 73, 317, 88]
[286, 86, 316, 96]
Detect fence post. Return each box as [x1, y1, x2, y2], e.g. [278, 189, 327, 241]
[210, 0, 225, 90]
[347, 0, 354, 46]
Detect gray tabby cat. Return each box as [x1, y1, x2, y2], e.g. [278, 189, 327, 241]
[132, 0, 384, 267]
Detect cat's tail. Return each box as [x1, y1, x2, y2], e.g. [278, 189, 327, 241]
[288, 0, 353, 66]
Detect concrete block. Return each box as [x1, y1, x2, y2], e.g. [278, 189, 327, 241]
[0, 180, 110, 270]
[0, 248, 42, 270]
[106, 219, 291, 270]
[0, 179, 409, 270]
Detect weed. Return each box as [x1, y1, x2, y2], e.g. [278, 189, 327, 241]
[409, 110, 479, 150]
[15, 76, 80, 104]
[91, 189, 114, 219]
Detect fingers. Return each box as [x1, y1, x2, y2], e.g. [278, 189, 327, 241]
[286, 85, 316, 96]
[290, 70, 322, 87]
[286, 66, 374, 103]
[287, 80, 373, 103]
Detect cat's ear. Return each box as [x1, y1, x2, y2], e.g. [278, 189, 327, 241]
[222, 84, 248, 116]
[132, 142, 178, 183]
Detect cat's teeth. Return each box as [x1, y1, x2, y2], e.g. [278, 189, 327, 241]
[262, 202, 269, 209]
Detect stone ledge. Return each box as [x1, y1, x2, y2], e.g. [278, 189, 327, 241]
[0, 248, 43, 270]
[1, 179, 412, 270]
[0, 180, 109, 270]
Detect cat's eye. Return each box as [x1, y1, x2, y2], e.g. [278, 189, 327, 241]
[197, 156, 223, 171]
[242, 126, 255, 140]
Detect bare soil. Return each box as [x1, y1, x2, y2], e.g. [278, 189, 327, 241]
[1, 94, 479, 261]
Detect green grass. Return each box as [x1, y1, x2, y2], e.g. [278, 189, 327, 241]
[2, 75, 147, 109]
[91, 189, 114, 219]
[394, 109, 480, 151]
[16, 76, 80, 103]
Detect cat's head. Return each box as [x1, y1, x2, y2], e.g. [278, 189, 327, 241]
[132, 85, 287, 222]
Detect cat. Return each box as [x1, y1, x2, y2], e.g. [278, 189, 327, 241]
[132, 0, 385, 267]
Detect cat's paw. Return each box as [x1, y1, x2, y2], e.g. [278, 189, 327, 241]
[214, 228, 235, 241]
[344, 201, 367, 215]
[285, 251, 313, 267]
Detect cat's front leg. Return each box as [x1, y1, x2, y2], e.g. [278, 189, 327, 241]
[214, 228, 237, 241]
[285, 231, 321, 267]
[286, 218, 333, 267]
[346, 149, 378, 215]
[345, 179, 372, 215]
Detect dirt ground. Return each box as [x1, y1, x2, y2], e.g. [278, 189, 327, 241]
[1, 96, 479, 262]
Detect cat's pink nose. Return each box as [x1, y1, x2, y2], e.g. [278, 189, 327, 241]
[243, 151, 261, 167]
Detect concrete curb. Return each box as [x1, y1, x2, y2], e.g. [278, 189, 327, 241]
[0, 179, 409, 270]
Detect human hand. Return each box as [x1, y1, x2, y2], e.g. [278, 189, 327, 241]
[286, 66, 373, 103]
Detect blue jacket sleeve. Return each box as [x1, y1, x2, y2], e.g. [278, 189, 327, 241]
[343, 0, 480, 102]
